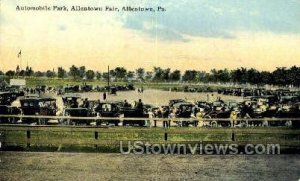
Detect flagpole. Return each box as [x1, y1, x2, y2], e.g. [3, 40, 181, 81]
[20, 51, 22, 71]
[18, 50, 22, 71]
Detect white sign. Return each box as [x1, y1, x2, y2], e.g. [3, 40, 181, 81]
[10, 79, 26, 86]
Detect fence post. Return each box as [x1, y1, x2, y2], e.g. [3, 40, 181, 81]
[0, 131, 5, 150]
[95, 131, 98, 140]
[27, 130, 31, 147]
[164, 132, 168, 141]
[231, 130, 235, 141]
[94, 131, 99, 150]
[27, 130, 31, 139]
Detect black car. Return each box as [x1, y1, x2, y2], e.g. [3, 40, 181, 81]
[62, 93, 81, 108]
[94, 101, 122, 126]
[122, 107, 149, 126]
[0, 92, 19, 106]
[62, 108, 90, 125]
[110, 87, 117, 95]
[64, 85, 80, 93]
[172, 102, 196, 127]
[169, 99, 187, 107]
[20, 97, 57, 124]
[0, 105, 21, 123]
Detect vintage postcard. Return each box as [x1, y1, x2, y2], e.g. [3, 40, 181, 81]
[0, 0, 300, 180]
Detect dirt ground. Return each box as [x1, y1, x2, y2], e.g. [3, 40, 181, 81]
[0, 152, 299, 181]
[79, 89, 244, 106]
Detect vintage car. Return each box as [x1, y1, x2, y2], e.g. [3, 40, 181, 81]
[110, 87, 117, 95]
[201, 101, 236, 127]
[20, 97, 57, 124]
[122, 106, 150, 126]
[126, 84, 135, 91]
[169, 99, 187, 107]
[273, 103, 300, 127]
[94, 101, 123, 126]
[0, 105, 21, 123]
[263, 95, 279, 105]
[62, 93, 81, 108]
[62, 108, 91, 125]
[81, 85, 93, 92]
[0, 92, 19, 105]
[280, 96, 299, 104]
[195, 101, 212, 113]
[224, 100, 239, 110]
[172, 102, 197, 127]
[204, 110, 232, 127]
[64, 85, 80, 93]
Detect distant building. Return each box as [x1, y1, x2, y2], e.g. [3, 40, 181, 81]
[10, 79, 26, 88]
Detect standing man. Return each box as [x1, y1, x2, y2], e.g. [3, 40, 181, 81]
[230, 109, 237, 127]
[103, 92, 107, 101]
[196, 108, 204, 127]
[136, 99, 144, 111]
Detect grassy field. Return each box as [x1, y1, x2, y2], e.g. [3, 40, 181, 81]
[1, 126, 299, 153]
[9, 77, 230, 91]
[25, 77, 120, 88]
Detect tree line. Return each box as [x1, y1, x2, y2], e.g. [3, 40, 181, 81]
[1, 65, 300, 86]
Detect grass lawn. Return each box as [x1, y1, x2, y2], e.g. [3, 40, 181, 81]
[1, 126, 299, 152]
[12, 77, 230, 91]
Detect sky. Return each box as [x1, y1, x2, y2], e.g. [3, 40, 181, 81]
[0, 0, 300, 72]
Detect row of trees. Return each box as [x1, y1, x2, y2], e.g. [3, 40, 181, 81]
[1, 65, 300, 86]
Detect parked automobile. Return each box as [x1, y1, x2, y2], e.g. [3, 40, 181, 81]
[20, 97, 57, 124]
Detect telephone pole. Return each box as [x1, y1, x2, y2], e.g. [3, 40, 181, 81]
[107, 65, 110, 87]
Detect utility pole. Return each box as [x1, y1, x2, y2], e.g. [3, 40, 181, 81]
[108, 65, 110, 88]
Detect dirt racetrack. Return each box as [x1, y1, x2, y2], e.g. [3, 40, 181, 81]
[0, 152, 299, 181]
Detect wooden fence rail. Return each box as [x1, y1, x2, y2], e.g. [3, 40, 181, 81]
[0, 125, 299, 153]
